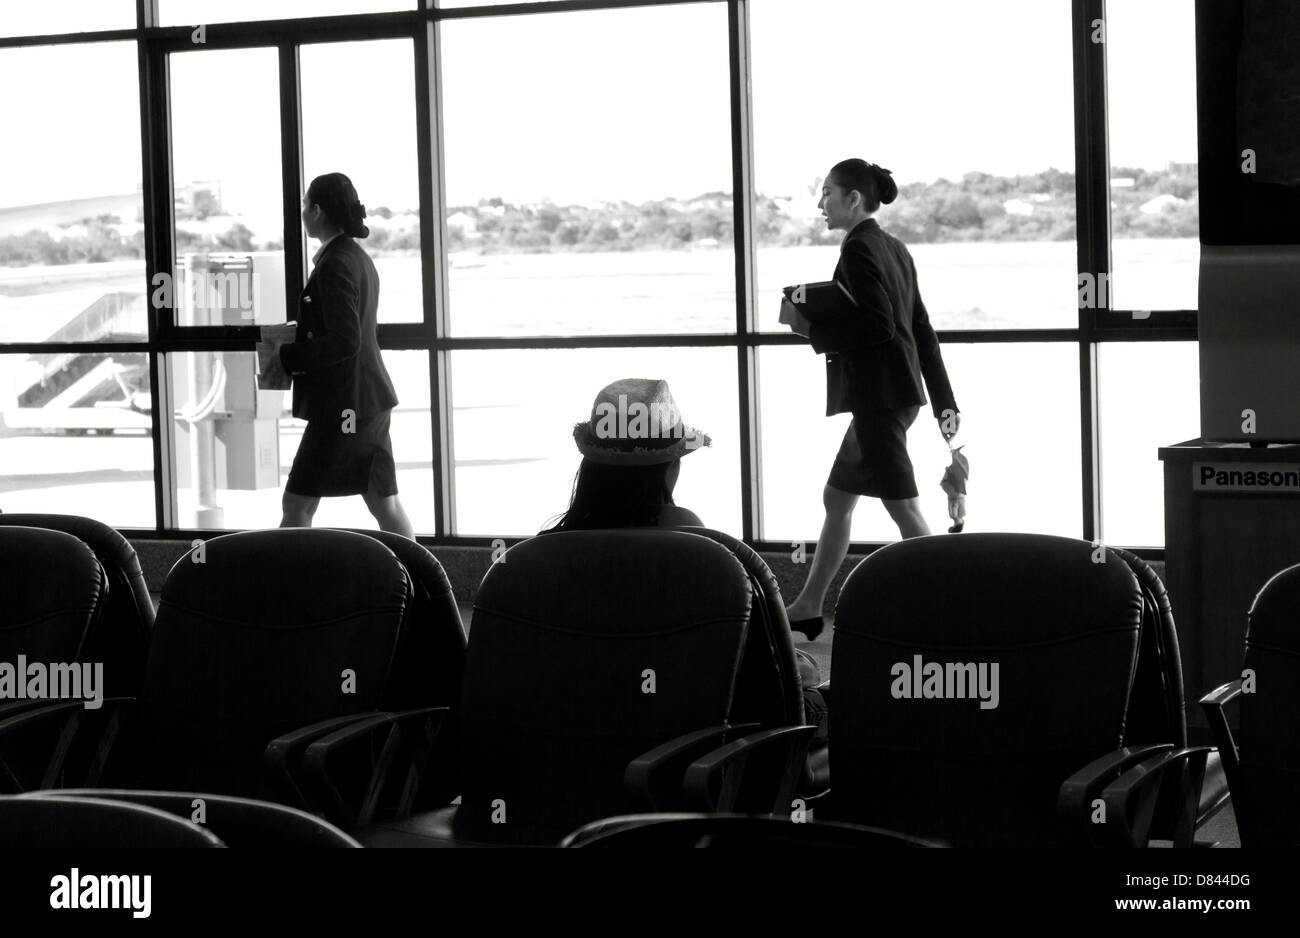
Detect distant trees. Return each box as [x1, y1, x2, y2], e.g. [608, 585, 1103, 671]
[0, 166, 1201, 267]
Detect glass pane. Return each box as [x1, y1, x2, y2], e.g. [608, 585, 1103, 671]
[0, 43, 145, 344]
[301, 38, 422, 325]
[751, 0, 1077, 330]
[0, 1, 133, 37]
[440, 5, 735, 336]
[1099, 342, 1198, 546]
[169, 48, 287, 328]
[450, 348, 740, 537]
[758, 342, 1081, 542]
[168, 349, 432, 531]
[161, 0, 411, 25]
[1107, 0, 1199, 312]
[0, 351, 155, 527]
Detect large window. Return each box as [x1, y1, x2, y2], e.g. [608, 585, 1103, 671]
[750, 0, 1079, 332]
[0, 1, 1199, 551]
[439, 4, 735, 337]
[1106, 0, 1199, 313]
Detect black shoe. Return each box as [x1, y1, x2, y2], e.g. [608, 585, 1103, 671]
[788, 615, 826, 642]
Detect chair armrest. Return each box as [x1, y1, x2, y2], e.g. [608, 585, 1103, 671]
[1199, 679, 1242, 781]
[0, 697, 138, 792]
[624, 723, 759, 812]
[1102, 746, 1215, 848]
[683, 725, 816, 815]
[299, 708, 449, 830]
[1056, 744, 1172, 844]
[264, 713, 393, 811]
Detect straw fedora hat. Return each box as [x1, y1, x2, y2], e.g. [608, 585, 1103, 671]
[572, 378, 711, 466]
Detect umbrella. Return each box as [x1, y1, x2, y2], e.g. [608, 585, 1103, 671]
[940, 444, 969, 533]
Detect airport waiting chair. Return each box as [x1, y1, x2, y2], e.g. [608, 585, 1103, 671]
[1108, 548, 1229, 846]
[561, 813, 946, 848]
[820, 533, 1202, 847]
[22, 789, 360, 847]
[668, 527, 830, 798]
[0, 528, 418, 808]
[327, 529, 813, 846]
[0, 793, 223, 848]
[0, 513, 154, 697]
[1201, 562, 1300, 846]
[268, 529, 469, 813]
[0, 527, 107, 754]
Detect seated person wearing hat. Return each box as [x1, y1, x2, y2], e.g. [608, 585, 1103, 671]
[545, 378, 827, 731]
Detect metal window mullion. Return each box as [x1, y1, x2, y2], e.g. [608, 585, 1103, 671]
[279, 45, 305, 328]
[1073, 0, 1109, 544]
[415, 17, 455, 538]
[138, 0, 180, 532]
[729, 0, 760, 543]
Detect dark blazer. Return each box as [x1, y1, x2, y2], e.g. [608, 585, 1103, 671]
[279, 235, 399, 423]
[808, 218, 958, 420]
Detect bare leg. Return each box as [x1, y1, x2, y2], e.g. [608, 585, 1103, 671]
[785, 484, 860, 622]
[281, 491, 320, 528]
[882, 496, 931, 539]
[363, 486, 415, 539]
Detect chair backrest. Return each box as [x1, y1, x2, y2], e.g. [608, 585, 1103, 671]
[667, 527, 804, 728]
[0, 794, 223, 847]
[331, 529, 466, 711]
[457, 529, 752, 837]
[27, 788, 360, 848]
[1110, 548, 1187, 747]
[1236, 564, 1300, 846]
[0, 514, 154, 697]
[827, 533, 1143, 847]
[561, 812, 945, 848]
[0, 526, 106, 666]
[138, 528, 411, 798]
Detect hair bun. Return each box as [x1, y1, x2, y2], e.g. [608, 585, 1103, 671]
[873, 164, 899, 205]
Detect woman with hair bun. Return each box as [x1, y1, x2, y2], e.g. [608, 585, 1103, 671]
[269, 171, 414, 537]
[781, 158, 961, 640]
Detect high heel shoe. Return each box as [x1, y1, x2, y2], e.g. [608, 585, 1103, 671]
[788, 614, 826, 642]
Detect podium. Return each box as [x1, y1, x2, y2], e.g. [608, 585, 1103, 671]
[1159, 438, 1300, 737]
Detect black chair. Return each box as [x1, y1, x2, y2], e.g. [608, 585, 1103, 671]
[1201, 562, 1300, 846]
[339, 529, 811, 846]
[0, 794, 222, 847]
[667, 527, 829, 797]
[561, 812, 946, 848]
[0, 528, 415, 806]
[0, 513, 154, 697]
[821, 533, 1199, 847]
[0, 526, 108, 776]
[267, 529, 468, 812]
[22, 789, 360, 847]
[1108, 548, 1229, 846]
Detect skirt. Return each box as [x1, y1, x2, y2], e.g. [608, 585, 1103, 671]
[285, 409, 399, 498]
[826, 405, 921, 500]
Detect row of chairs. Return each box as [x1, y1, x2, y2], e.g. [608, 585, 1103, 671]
[0, 513, 1291, 846]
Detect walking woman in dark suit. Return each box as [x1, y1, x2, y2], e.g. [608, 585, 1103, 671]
[271, 172, 414, 538]
[782, 159, 960, 639]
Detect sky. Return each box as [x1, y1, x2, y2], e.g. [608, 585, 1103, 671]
[0, 1, 1199, 219]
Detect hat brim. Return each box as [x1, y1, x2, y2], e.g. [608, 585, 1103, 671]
[573, 421, 712, 466]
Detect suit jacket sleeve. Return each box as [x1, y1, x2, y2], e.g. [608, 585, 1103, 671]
[807, 238, 896, 355]
[279, 257, 362, 375]
[912, 275, 959, 418]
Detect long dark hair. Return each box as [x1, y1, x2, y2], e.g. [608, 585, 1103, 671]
[545, 458, 680, 531]
[829, 158, 899, 214]
[307, 172, 370, 238]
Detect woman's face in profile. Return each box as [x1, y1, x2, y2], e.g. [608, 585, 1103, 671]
[817, 176, 855, 231]
[301, 195, 323, 239]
